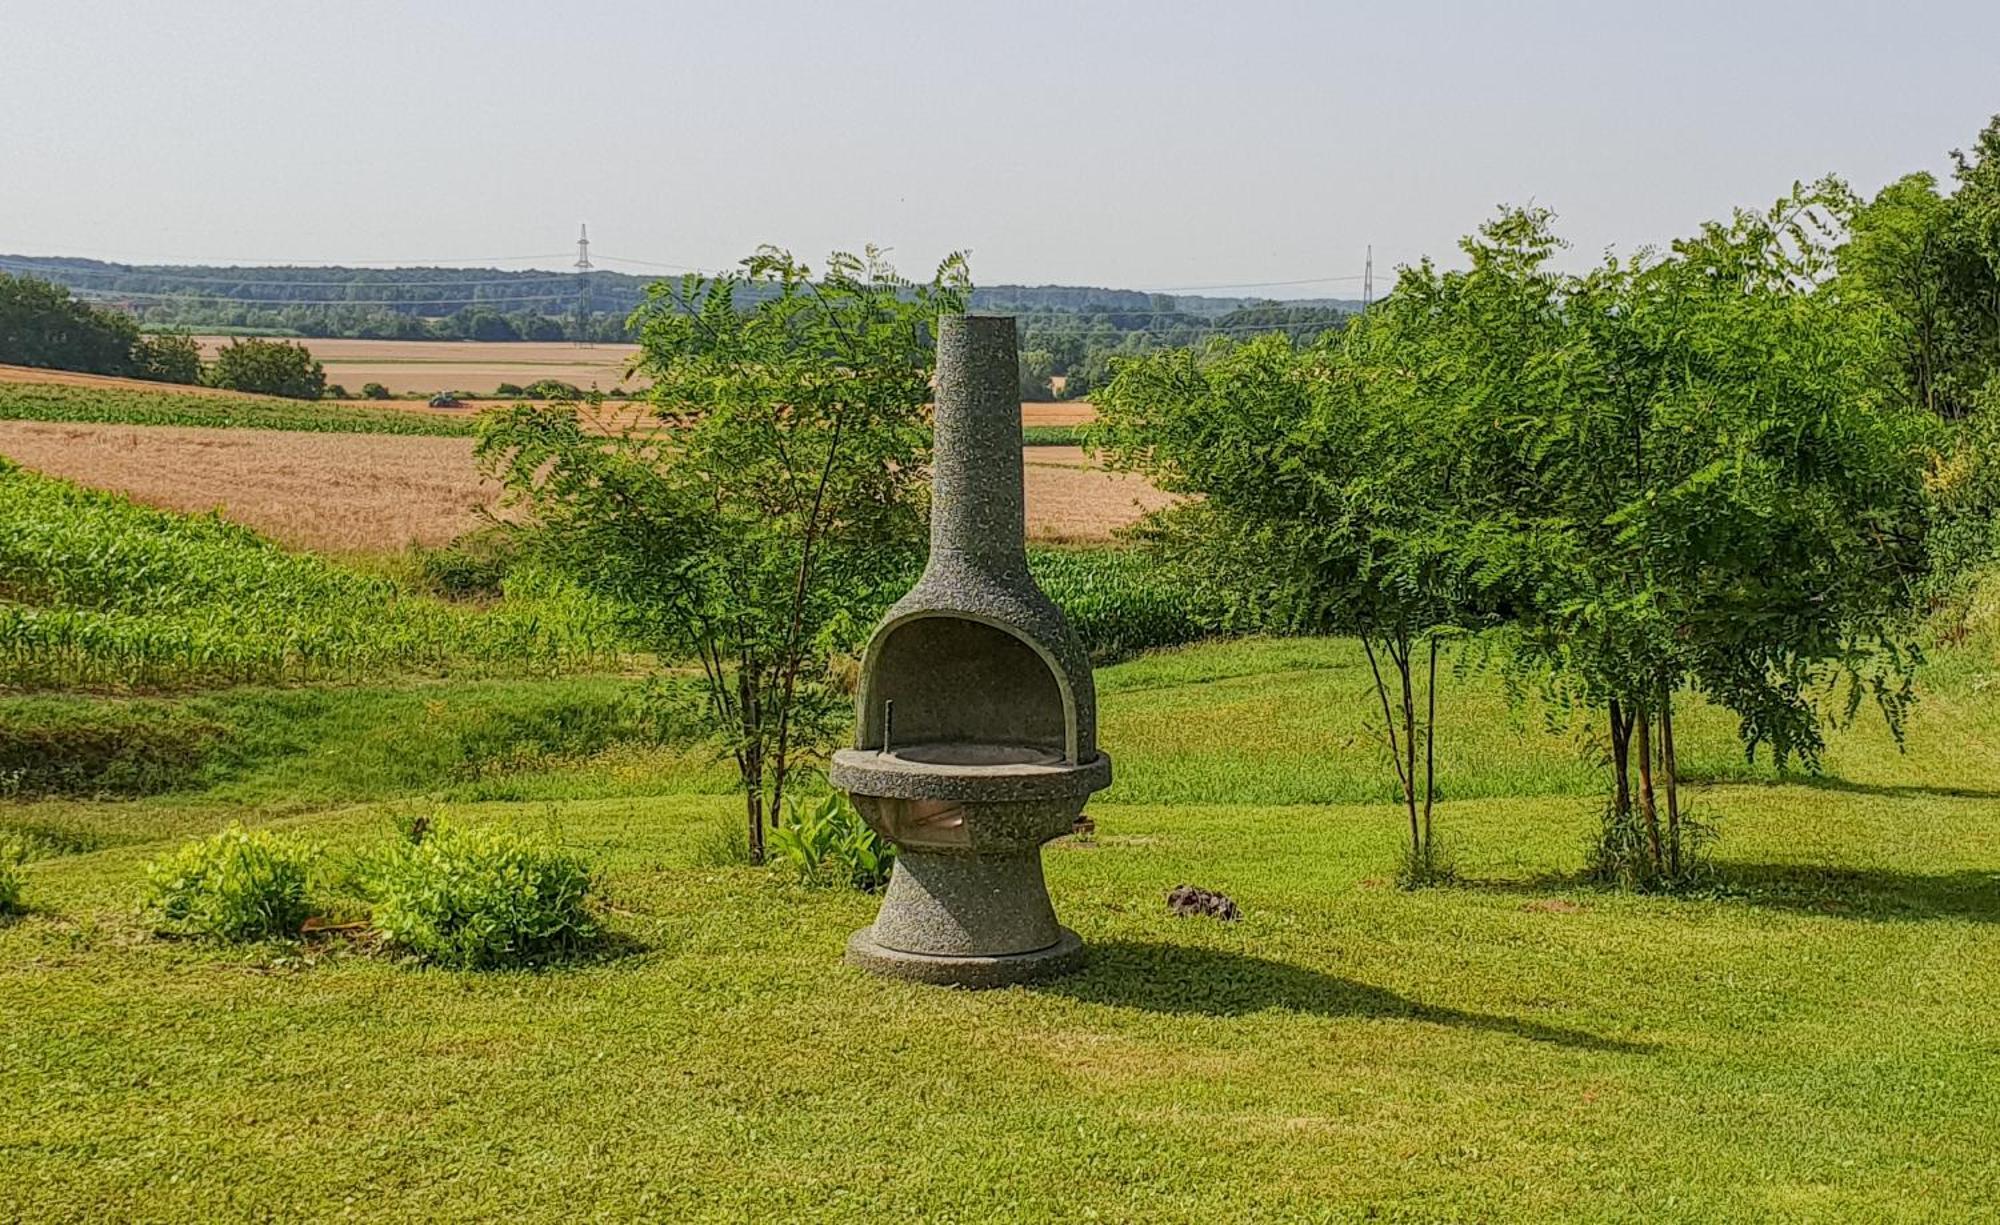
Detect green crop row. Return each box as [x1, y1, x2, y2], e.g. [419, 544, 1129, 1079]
[0, 381, 475, 437]
[1027, 546, 1214, 661]
[0, 461, 621, 691]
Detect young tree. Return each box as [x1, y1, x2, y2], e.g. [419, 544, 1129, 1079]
[478, 247, 968, 862]
[1094, 313, 1504, 884]
[1492, 192, 1932, 886]
[132, 331, 204, 385]
[1839, 115, 2000, 419]
[205, 338, 326, 400]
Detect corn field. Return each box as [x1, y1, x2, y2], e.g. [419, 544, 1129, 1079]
[0, 461, 619, 691]
[0, 382, 474, 437]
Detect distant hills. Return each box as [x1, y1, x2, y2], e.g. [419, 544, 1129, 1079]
[0, 254, 1361, 326]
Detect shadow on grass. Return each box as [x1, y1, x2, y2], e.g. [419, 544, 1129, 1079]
[1694, 773, 2000, 802]
[1467, 864, 2000, 924]
[1043, 939, 1650, 1054]
[1710, 863, 2000, 923]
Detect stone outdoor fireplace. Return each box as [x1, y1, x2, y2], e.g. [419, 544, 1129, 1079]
[829, 314, 1111, 987]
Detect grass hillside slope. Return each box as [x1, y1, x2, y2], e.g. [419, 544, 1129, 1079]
[3, 627, 1997, 1220]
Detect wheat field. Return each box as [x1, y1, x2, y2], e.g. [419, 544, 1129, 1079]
[0, 420, 1160, 553]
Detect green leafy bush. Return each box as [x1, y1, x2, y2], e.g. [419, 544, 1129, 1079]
[131, 332, 204, 385]
[416, 526, 522, 600]
[205, 338, 326, 400]
[144, 824, 317, 941]
[523, 378, 584, 400]
[768, 793, 895, 891]
[361, 382, 392, 400]
[366, 818, 599, 968]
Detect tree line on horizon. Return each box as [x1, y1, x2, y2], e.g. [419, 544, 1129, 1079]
[0, 253, 1357, 395]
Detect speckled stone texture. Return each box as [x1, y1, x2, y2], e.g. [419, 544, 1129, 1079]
[829, 314, 1111, 988]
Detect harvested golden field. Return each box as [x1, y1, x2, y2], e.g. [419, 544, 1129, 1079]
[0, 422, 1163, 553]
[1023, 445, 1174, 543]
[1022, 400, 1097, 426]
[0, 420, 497, 553]
[196, 337, 644, 398]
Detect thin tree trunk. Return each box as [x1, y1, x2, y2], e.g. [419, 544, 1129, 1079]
[1362, 635, 1412, 825]
[1423, 634, 1438, 851]
[744, 756, 765, 864]
[1610, 700, 1632, 822]
[1636, 704, 1661, 874]
[1395, 637, 1420, 857]
[1660, 689, 1681, 878]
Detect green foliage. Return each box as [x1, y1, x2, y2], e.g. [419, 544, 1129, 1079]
[1020, 424, 1085, 446]
[494, 382, 525, 397]
[0, 461, 618, 690]
[415, 526, 522, 600]
[1921, 402, 2000, 626]
[767, 792, 895, 891]
[361, 381, 392, 400]
[0, 698, 230, 797]
[1018, 348, 1056, 400]
[0, 272, 145, 376]
[143, 824, 316, 941]
[1098, 193, 1935, 887]
[205, 337, 326, 400]
[1585, 800, 1716, 893]
[0, 379, 474, 435]
[1094, 309, 1502, 873]
[365, 816, 599, 968]
[130, 331, 204, 384]
[523, 378, 583, 400]
[479, 245, 968, 861]
[1028, 547, 1212, 661]
[1839, 115, 2000, 418]
[1395, 829, 1458, 890]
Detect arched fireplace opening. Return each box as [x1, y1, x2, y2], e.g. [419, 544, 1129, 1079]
[859, 613, 1076, 765]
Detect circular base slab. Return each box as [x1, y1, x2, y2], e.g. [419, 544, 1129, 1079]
[846, 925, 1084, 988]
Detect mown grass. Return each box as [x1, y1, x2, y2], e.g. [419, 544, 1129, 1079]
[0, 463, 621, 690]
[3, 627, 1998, 1220]
[0, 380, 477, 436]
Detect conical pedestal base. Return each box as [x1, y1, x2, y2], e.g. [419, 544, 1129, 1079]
[846, 924, 1084, 988]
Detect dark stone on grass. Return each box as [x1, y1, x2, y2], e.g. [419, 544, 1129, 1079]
[1167, 884, 1241, 922]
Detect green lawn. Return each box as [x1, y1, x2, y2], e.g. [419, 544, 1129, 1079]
[4, 636, 1999, 1221]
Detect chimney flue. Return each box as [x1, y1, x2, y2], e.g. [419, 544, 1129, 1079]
[930, 314, 1026, 570]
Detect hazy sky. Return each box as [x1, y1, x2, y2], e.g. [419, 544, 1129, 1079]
[3, 1, 1996, 294]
